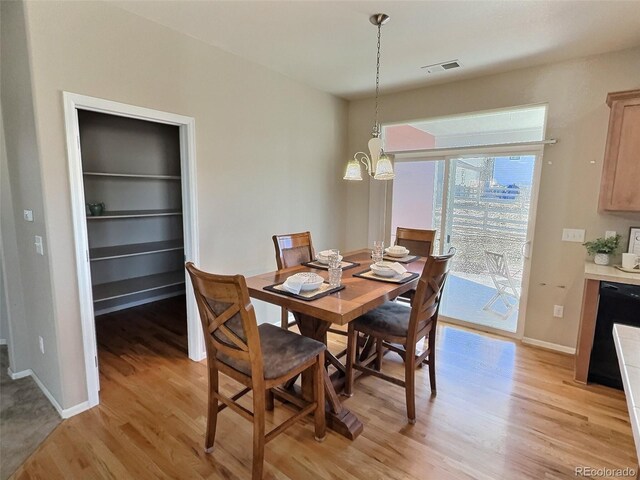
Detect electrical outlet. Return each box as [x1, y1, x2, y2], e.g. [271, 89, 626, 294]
[553, 305, 564, 318]
[562, 229, 586, 243]
[23, 209, 34, 222]
[605, 231, 617, 238]
[38, 336, 45, 354]
[34, 236, 44, 255]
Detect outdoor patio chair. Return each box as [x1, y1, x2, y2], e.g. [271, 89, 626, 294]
[483, 251, 520, 319]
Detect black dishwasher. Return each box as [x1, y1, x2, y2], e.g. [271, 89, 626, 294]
[588, 281, 640, 389]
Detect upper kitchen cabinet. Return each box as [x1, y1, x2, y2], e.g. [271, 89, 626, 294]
[599, 89, 640, 212]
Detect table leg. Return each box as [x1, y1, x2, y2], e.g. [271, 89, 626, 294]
[294, 313, 363, 440]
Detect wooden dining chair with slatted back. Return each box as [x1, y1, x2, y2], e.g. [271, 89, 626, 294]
[344, 250, 455, 424]
[394, 227, 437, 304]
[272, 231, 316, 330]
[186, 262, 326, 480]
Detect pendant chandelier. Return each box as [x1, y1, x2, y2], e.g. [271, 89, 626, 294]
[343, 13, 394, 181]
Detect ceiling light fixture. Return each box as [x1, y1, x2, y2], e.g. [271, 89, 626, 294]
[343, 13, 394, 181]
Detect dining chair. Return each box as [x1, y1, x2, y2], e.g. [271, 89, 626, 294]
[344, 250, 455, 424]
[272, 231, 315, 329]
[395, 227, 436, 257]
[186, 262, 326, 480]
[394, 227, 437, 304]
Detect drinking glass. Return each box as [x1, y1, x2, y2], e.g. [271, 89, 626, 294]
[328, 249, 341, 269]
[372, 240, 384, 264]
[328, 267, 342, 287]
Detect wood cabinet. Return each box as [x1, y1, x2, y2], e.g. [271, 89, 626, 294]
[599, 89, 640, 212]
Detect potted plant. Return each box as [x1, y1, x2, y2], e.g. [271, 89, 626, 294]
[583, 234, 621, 266]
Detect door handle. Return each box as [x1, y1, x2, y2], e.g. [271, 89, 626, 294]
[522, 240, 532, 259]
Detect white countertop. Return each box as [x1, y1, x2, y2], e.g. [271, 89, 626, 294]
[585, 263, 640, 286]
[613, 324, 640, 461]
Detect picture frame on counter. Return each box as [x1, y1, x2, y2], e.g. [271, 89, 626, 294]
[628, 227, 640, 255]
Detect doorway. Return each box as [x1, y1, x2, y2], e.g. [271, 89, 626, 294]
[390, 150, 542, 336]
[63, 93, 201, 409]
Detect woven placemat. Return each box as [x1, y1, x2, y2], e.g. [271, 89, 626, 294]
[353, 269, 419, 284]
[382, 254, 420, 264]
[264, 282, 345, 301]
[302, 260, 360, 271]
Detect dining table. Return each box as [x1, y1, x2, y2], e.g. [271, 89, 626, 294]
[245, 249, 426, 440]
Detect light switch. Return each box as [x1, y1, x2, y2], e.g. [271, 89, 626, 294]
[561, 229, 586, 243]
[23, 210, 33, 222]
[34, 235, 44, 255]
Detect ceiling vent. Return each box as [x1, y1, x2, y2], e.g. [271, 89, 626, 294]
[422, 60, 461, 74]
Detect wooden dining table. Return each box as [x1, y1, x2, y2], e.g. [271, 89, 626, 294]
[245, 249, 426, 440]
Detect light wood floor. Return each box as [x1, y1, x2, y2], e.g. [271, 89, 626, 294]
[12, 296, 637, 479]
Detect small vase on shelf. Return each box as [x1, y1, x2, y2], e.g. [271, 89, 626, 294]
[594, 253, 610, 266]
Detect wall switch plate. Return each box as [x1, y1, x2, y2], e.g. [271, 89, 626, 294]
[34, 235, 44, 255]
[23, 209, 34, 222]
[562, 228, 585, 243]
[605, 231, 617, 238]
[553, 305, 564, 318]
[38, 336, 45, 354]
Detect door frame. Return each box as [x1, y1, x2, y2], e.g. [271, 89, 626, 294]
[384, 144, 546, 339]
[63, 92, 203, 409]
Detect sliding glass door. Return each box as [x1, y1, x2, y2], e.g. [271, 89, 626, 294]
[390, 152, 540, 335]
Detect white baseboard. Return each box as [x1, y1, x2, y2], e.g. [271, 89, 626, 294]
[8, 367, 31, 380]
[7, 368, 92, 419]
[522, 337, 576, 355]
[94, 290, 185, 316]
[0, 338, 7, 345]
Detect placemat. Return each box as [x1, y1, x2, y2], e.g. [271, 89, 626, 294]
[353, 269, 419, 284]
[264, 282, 345, 301]
[302, 260, 360, 271]
[382, 254, 421, 264]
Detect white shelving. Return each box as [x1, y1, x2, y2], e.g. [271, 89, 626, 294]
[92, 270, 185, 302]
[84, 172, 181, 180]
[86, 209, 182, 220]
[90, 240, 184, 261]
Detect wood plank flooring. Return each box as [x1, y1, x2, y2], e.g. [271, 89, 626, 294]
[12, 296, 637, 479]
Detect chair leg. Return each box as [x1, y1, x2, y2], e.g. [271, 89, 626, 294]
[375, 338, 383, 371]
[252, 386, 266, 480]
[280, 308, 289, 330]
[314, 351, 326, 442]
[428, 333, 437, 393]
[344, 324, 357, 397]
[265, 389, 274, 411]
[405, 355, 416, 424]
[205, 369, 219, 453]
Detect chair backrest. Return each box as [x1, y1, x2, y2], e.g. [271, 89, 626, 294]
[185, 262, 264, 378]
[395, 227, 436, 257]
[408, 250, 455, 341]
[485, 251, 519, 292]
[272, 231, 315, 269]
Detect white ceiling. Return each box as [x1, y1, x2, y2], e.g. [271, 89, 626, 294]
[114, 0, 640, 100]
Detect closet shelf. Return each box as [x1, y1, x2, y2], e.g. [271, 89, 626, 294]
[84, 172, 181, 180]
[93, 270, 185, 302]
[90, 240, 184, 261]
[86, 209, 182, 220]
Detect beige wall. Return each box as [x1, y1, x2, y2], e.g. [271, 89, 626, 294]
[346, 46, 640, 349]
[1, 1, 63, 393]
[2, 0, 348, 409]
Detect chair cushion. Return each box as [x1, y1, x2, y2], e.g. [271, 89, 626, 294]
[353, 301, 411, 338]
[217, 323, 325, 380]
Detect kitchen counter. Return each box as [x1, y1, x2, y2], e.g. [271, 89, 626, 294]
[576, 263, 640, 383]
[585, 263, 640, 286]
[613, 324, 640, 463]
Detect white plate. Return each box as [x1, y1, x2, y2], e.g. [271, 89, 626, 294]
[289, 272, 324, 291]
[316, 250, 343, 265]
[385, 246, 409, 257]
[370, 262, 399, 278]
